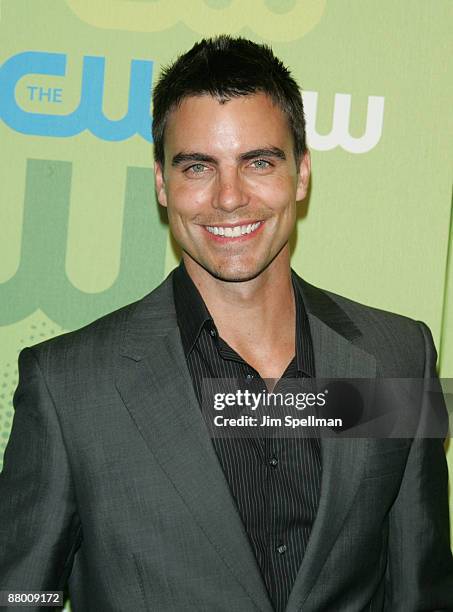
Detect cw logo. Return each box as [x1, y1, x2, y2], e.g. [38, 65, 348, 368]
[64, 0, 327, 42]
[304, 92, 385, 154]
[0, 51, 153, 140]
[0, 51, 384, 152]
[0, 160, 167, 329]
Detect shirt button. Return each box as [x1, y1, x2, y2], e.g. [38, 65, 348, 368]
[209, 328, 217, 338]
[268, 457, 279, 467]
[277, 544, 287, 555]
[245, 373, 254, 380]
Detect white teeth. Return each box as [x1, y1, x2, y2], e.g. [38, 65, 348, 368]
[206, 221, 261, 237]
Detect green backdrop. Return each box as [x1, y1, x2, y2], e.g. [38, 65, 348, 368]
[1, 0, 452, 545]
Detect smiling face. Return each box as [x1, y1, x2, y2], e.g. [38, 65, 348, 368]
[154, 92, 310, 283]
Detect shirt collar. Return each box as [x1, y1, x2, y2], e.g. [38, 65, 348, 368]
[172, 261, 315, 377]
[172, 261, 213, 356]
[293, 275, 315, 377]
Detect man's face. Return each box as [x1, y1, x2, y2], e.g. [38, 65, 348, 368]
[154, 92, 310, 282]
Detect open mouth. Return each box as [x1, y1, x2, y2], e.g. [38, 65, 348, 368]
[204, 221, 262, 238]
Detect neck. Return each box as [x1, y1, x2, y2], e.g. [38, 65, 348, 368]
[183, 247, 295, 377]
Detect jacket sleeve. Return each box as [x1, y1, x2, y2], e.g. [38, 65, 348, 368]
[0, 347, 81, 605]
[384, 322, 453, 610]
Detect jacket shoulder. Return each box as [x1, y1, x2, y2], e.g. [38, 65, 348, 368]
[298, 278, 431, 376]
[323, 285, 422, 332]
[25, 274, 174, 368]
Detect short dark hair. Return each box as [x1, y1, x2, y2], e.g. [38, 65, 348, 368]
[152, 35, 306, 166]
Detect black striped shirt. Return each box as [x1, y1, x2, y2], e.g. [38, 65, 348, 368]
[173, 262, 322, 612]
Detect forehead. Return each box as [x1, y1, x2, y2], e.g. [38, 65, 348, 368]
[163, 92, 293, 157]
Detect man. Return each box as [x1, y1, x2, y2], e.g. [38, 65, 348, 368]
[0, 36, 452, 612]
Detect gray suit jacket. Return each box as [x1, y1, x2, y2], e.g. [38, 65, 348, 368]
[0, 272, 452, 611]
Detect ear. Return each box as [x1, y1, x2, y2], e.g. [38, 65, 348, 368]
[154, 161, 168, 207]
[295, 150, 311, 201]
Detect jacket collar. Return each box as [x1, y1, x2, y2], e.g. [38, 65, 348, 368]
[120, 268, 364, 360]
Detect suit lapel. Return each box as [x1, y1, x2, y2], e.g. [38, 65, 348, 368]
[115, 276, 273, 612]
[285, 277, 376, 612]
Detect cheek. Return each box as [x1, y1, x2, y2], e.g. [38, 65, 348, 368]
[250, 177, 296, 212]
[168, 181, 212, 214]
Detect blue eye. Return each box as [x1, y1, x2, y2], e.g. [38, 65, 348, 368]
[252, 159, 271, 169]
[188, 163, 206, 173]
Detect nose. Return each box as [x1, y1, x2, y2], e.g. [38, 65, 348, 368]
[212, 168, 249, 213]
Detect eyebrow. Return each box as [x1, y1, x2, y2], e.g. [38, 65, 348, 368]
[171, 152, 217, 166]
[171, 147, 286, 167]
[239, 147, 286, 162]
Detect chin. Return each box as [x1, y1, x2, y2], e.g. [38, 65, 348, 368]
[184, 246, 285, 283]
[202, 260, 270, 283]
